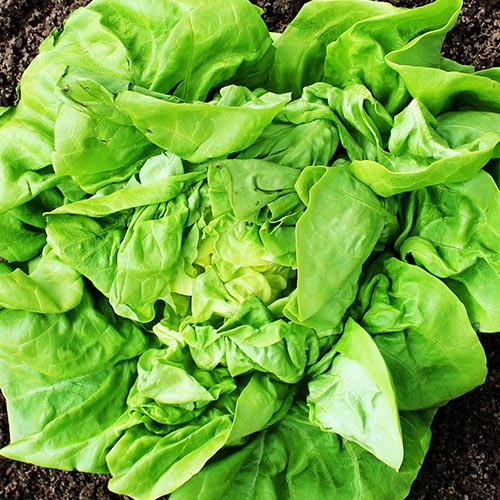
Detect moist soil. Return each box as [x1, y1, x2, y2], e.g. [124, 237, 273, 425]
[0, 0, 499, 499]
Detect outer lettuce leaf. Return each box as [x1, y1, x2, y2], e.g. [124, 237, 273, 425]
[107, 415, 234, 500]
[308, 318, 403, 469]
[349, 99, 500, 196]
[268, 0, 399, 96]
[0, 105, 62, 215]
[0, 358, 137, 473]
[276, 82, 393, 162]
[50, 153, 205, 217]
[386, 17, 500, 115]
[114, 86, 290, 163]
[0, 248, 83, 313]
[269, 0, 462, 113]
[357, 257, 487, 410]
[323, 0, 462, 113]
[50, 66, 159, 194]
[53, 75, 290, 191]
[0, 210, 46, 263]
[52, 98, 158, 194]
[397, 170, 500, 332]
[47, 197, 193, 323]
[46, 154, 206, 322]
[171, 405, 434, 500]
[107, 366, 292, 500]
[0, 289, 150, 378]
[0, 0, 275, 210]
[0, 188, 63, 263]
[228, 373, 294, 445]
[0, 7, 133, 212]
[88, 0, 275, 100]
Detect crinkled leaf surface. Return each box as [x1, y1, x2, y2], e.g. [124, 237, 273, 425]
[397, 170, 500, 332]
[357, 257, 487, 410]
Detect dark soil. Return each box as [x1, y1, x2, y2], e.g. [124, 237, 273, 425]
[0, 0, 499, 499]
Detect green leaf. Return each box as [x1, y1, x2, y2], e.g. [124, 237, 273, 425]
[0, 289, 150, 378]
[386, 13, 500, 115]
[0, 209, 46, 263]
[47, 184, 201, 322]
[308, 318, 403, 469]
[0, 248, 83, 313]
[0, 359, 137, 473]
[172, 405, 434, 500]
[238, 119, 339, 169]
[358, 257, 487, 410]
[184, 296, 319, 384]
[323, 0, 462, 113]
[107, 370, 292, 500]
[285, 167, 396, 331]
[397, 170, 500, 332]
[268, 0, 398, 96]
[52, 99, 158, 194]
[349, 99, 500, 196]
[114, 86, 291, 163]
[88, 0, 275, 100]
[0, 6, 133, 212]
[107, 416, 233, 500]
[208, 159, 301, 223]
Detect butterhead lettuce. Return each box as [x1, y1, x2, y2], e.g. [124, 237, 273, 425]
[0, 0, 497, 499]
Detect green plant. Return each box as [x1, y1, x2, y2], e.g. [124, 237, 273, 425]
[1, 0, 499, 498]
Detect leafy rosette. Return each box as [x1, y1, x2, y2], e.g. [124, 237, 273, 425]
[0, 0, 498, 499]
